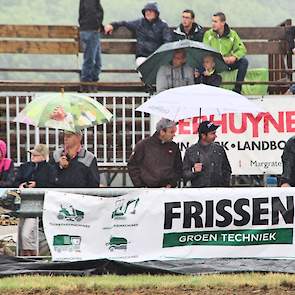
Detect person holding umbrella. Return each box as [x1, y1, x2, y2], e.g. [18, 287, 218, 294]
[156, 49, 194, 93]
[49, 130, 100, 188]
[203, 12, 248, 94]
[14, 92, 112, 188]
[183, 121, 232, 187]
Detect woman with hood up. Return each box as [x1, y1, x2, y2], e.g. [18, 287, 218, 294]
[0, 139, 15, 188]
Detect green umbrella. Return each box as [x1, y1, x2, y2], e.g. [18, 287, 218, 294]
[15, 92, 112, 132]
[137, 39, 228, 85]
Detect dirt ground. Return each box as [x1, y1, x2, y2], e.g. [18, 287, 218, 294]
[2, 286, 295, 295]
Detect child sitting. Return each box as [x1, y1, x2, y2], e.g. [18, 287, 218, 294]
[194, 54, 222, 87]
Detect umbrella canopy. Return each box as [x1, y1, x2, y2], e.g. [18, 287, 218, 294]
[136, 84, 265, 121]
[15, 93, 112, 132]
[137, 39, 228, 85]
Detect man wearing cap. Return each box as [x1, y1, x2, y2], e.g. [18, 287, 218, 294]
[183, 121, 232, 187]
[104, 2, 172, 67]
[128, 118, 182, 188]
[15, 144, 51, 188]
[50, 131, 100, 188]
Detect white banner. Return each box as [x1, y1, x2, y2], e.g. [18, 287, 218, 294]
[152, 95, 295, 175]
[43, 188, 295, 262]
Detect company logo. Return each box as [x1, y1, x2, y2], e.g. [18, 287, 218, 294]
[163, 197, 294, 247]
[53, 234, 81, 253]
[112, 198, 139, 220]
[57, 204, 84, 222]
[106, 236, 128, 252]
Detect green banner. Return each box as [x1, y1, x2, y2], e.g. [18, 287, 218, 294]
[163, 228, 293, 248]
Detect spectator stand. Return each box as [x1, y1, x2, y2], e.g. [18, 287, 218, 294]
[0, 20, 294, 186]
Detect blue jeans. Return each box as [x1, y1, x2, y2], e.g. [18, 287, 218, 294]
[80, 31, 102, 82]
[228, 57, 249, 93]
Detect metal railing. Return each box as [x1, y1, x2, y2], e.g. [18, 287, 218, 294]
[0, 92, 150, 167]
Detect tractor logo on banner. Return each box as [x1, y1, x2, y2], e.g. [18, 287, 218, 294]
[57, 204, 84, 222]
[111, 198, 139, 220]
[53, 235, 81, 253]
[106, 236, 128, 252]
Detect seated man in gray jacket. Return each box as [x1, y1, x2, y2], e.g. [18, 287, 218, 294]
[156, 49, 194, 93]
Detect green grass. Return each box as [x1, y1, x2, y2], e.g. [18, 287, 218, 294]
[0, 274, 295, 290]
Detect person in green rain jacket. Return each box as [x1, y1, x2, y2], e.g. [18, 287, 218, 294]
[203, 12, 248, 94]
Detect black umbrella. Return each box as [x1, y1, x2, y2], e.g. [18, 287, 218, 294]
[137, 39, 228, 85]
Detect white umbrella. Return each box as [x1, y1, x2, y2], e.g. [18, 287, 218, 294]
[136, 84, 265, 121]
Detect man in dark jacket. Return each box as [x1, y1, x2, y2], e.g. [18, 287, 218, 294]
[15, 144, 51, 188]
[281, 136, 295, 187]
[79, 0, 104, 92]
[50, 131, 100, 188]
[128, 118, 182, 188]
[173, 9, 204, 42]
[183, 121, 232, 187]
[104, 2, 172, 67]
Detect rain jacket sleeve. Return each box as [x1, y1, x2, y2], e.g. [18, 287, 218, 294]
[87, 157, 100, 188]
[231, 30, 247, 60]
[127, 141, 145, 187]
[14, 162, 31, 187]
[182, 150, 199, 183]
[281, 138, 295, 186]
[156, 65, 169, 93]
[202, 31, 211, 46]
[286, 27, 295, 51]
[97, 0, 104, 27]
[0, 162, 15, 188]
[221, 148, 232, 186]
[172, 148, 183, 186]
[111, 19, 141, 32]
[162, 22, 172, 43]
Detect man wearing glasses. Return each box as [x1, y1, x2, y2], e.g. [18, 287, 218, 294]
[50, 130, 100, 188]
[15, 144, 51, 189]
[173, 9, 204, 42]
